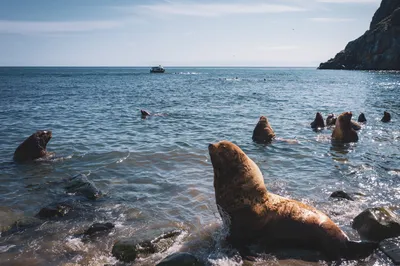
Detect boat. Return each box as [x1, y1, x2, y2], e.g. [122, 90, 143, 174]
[150, 65, 165, 73]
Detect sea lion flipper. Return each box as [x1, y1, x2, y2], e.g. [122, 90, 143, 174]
[340, 240, 378, 260]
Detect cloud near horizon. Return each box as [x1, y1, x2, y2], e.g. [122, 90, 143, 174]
[135, 2, 307, 17]
[0, 20, 121, 35]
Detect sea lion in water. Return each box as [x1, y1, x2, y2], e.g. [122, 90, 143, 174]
[13, 130, 53, 162]
[357, 113, 367, 123]
[381, 111, 391, 123]
[208, 140, 377, 260]
[310, 112, 325, 129]
[326, 114, 337, 127]
[252, 116, 275, 144]
[141, 109, 151, 118]
[331, 112, 358, 143]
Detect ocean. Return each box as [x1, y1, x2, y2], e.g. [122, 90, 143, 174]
[0, 67, 399, 265]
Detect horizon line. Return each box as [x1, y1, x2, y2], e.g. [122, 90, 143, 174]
[0, 65, 318, 68]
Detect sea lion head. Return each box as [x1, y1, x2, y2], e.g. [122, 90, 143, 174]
[208, 141, 267, 214]
[381, 111, 391, 122]
[311, 112, 325, 128]
[332, 112, 358, 142]
[336, 112, 352, 128]
[326, 113, 337, 126]
[13, 130, 52, 162]
[357, 113, 367, 123]
[140, 109, 151, 118]
[252, 116, 275, 143]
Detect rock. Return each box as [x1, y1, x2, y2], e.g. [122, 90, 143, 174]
[84, 222, 114, 236]
[379, 236, 400, 265]
[352, 207, 400, 241]
[112, 228, 182, 262]
[1, 216, 42, 236]
[36, 202, 73, 219]
[319, 0, 400, 70]
[65, 174, 102, 200]
[156, 252, 203, 266]
[330, 191, 354, 201]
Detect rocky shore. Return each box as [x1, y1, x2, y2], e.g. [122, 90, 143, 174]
[318, 0, 400, 70]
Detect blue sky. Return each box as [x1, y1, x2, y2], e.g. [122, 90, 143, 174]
[0, 0, 381, 66]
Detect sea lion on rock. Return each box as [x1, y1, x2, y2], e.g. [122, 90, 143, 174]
[13, 130, 53, 162]
[252, 116, 275, 144]
[310, 112, 325, 129]
[326, 114, 337, 127]
[381, 111, 391, 123]
[358, 113, 367, 123]
[331, 112, 358, 143]
[208, 140, 377, 260]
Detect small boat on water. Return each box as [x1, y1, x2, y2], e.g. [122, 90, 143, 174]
[150, 65, 165, 73]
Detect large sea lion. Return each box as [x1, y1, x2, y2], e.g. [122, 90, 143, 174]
[208, 140, 377, 260]
[13, 130, 53, 162]
[252, 116, 275, 143]
[310, 112, 325, 129]
[381, 111, 391, 123]
[331, 112, 358, 143]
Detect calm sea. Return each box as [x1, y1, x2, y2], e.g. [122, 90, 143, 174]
[0, 67, 399, 265]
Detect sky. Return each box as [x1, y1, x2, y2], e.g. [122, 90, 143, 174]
[0, 0, 382, 67]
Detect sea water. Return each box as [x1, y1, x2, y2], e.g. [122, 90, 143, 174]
[0, 67, 399, 265]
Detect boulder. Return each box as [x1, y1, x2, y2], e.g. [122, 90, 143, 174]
[84, 222, 114, 236]
[352, 207, 400, 241]
[36, 202, 73, 219]
[330, 191, 354, 201]
[319, 0, 400, 70]
[112, 228, 182, 262]
[156, 252, 203, 266]
[65, 174, 102, 200]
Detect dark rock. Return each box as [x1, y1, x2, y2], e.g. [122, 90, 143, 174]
[358, 113, 367, 123]
[36, 202, 73, 219]
[352, 207, 400, 241]
[156, 252, 203, 266]
[112, 228, 182, 262]
[65, 174, 102, 200]
[13, 130, 52, 162]
[379, 236, 400, 265]
[330, 191, 354, 201]
[310, 112, 325, 129]
[1, 216, 42, 236]
[319, 0, 400, 70]
[84, 222, 114, 236]
[382, 111, 391, 122]
[326, 114, 337, 127]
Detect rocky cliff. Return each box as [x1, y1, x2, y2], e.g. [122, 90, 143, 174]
[318, 0, 400, 70]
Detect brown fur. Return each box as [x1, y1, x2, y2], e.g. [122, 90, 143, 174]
[208, 141, 376, 260]
[331, 112, 358, 143]
[310, 112, 325, 129]
[252, 116, 275, 143]
[13, 131, 52, 162]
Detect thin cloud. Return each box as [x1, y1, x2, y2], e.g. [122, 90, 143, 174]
[0, 20, 121, 35]
[136, 3, 307, 17]
[258, 45, 299, 51]
[316, 0, 379, 3]
[309, 17, 355, 22]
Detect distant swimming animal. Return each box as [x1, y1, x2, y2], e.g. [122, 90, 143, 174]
[357, 113, 367, 123]
[381, 111, 391, 123]
[310, 112, 325, 129]
[252, 116, 275, 144]
[140, 109, 151, 118]
[208, 140, 378, 260]
[13, 130, 53, 162]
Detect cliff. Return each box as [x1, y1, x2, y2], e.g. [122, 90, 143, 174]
[318, 0, 400, 70]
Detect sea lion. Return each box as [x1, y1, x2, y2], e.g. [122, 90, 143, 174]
[381, 111, 391, 123]
[331, 112, 358, 143]
[208, 140, 377, 260]
[326, 114, 336, 127]
[252, 116, 275, 143]
[310, 112, 325, 129]
[141, 109, 151, 118]
[13, 130, 52, 162]
[351, 121, 362, 131]
[358, 113, 367, 123]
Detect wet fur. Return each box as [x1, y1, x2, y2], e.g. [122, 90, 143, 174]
[13, 131, 52, 162]
[331, 112, 358, 143]
[208, 141, 376, 260]
[252, 116, 276, 143]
